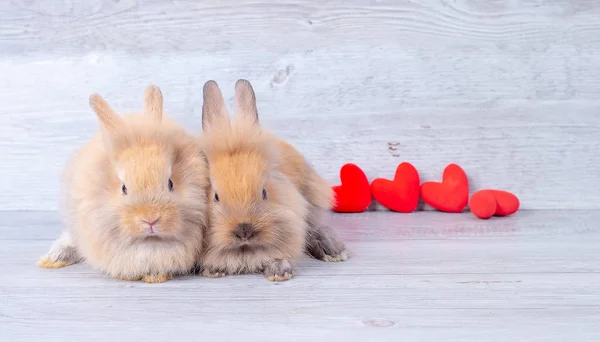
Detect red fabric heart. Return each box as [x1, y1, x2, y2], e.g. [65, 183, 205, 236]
[370, 162, 420, 213]
[469, 190, 497, 219]
[420, 163, 469, 213]
[331, 163, 371, 213]
[491, 190, 520, 216]
[470, 189, 520, 219]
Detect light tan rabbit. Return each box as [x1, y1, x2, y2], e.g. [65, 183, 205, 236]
[198, 79, 348, 282]
[37, 85, 209, 283]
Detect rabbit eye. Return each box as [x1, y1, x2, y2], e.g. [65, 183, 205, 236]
[121, 184, 127, 195]
[214, 192, 220, 203]
[262, 188, 267, 200]
[168, 179, 174, 191]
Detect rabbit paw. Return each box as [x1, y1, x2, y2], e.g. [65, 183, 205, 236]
[37, 256, 72, 269]
[114, 274, 143, 281]
[306, 225, 349, 262]
[37, 231, 83, 269]
[142, 274, 173, 283]
[201, 268, 228, 278]
[322, 249, 350, 262]
[263, 259, 294, 282]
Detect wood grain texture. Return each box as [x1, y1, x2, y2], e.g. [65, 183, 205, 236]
[1, 210, 599, 341]
[1, 0, 600, 210]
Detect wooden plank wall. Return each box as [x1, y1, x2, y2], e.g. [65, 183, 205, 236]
[1, 0, 599, 211]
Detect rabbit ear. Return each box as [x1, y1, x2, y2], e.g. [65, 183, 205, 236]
[202, 80, 230, 131]
[234, 79, 259, 125]
[89, 93, 124, 134]
[143, 84, 163, 123]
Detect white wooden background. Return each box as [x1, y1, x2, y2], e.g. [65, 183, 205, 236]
[1, 0, 599, 211]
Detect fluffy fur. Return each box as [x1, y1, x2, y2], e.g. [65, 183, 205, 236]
[37, 85, 209, 283]
[198, 79, 348, 282]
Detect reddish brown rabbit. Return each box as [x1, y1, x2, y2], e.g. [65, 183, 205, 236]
[198, 79, 348, 282]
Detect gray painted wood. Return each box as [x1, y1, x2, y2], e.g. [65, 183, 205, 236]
[1, 0, 600, 211]
[1, 210, 599, 341]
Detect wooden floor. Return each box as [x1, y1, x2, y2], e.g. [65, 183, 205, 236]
[1, 210, 599, 341]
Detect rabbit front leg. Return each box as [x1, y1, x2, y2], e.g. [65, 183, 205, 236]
[200, 267, 228, 278]
[141, 274, 173, 283]
[37, 231, 84, 268]
[113, 274, 143, 281]
[197, 253, 229, 278]
[112, 273, 172, 283]
[305, 223, 349, 262]
[263, 259, 294, 282]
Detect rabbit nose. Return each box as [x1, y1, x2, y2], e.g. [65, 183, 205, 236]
[142, 218, 160, 226]
[234, 223, 256, 240]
